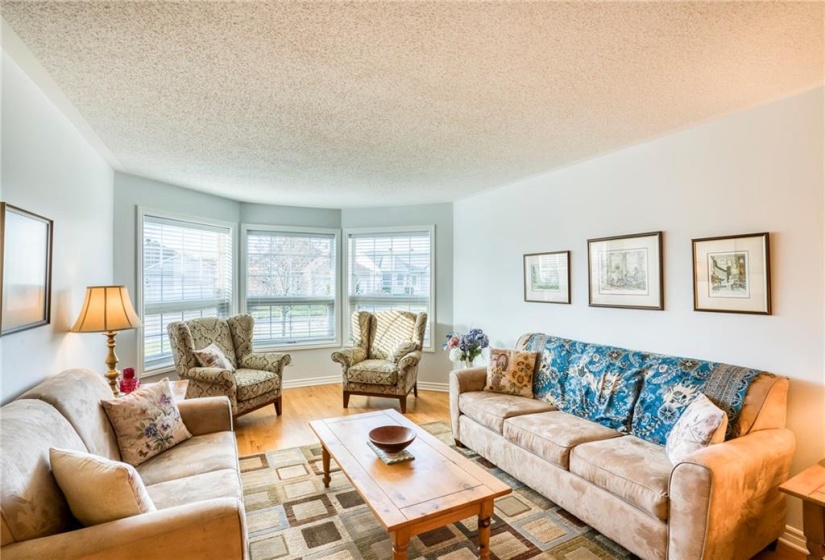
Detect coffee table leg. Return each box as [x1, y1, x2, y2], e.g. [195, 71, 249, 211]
[321, 445, 331, 488]
[478, 499, 494, 560]
[391, 527, 411, 560]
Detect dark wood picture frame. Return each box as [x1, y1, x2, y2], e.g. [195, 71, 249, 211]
[0, 203, 54, 336]
[523, 250, 571, 304]
[587, 231, 663, 310]
[692, 232, 771, 315]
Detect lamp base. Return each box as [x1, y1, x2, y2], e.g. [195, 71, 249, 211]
[103, 331, 122, 397]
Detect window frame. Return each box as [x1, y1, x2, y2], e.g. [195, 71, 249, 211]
[342, 225, 436, 352]
[240, 224, 342, 351]
[136, 207, 238, 377]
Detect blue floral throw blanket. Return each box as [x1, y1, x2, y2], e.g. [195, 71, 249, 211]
[520, 334, 761, 445]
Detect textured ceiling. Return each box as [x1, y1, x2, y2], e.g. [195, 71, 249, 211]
[2, 2, 823, 208]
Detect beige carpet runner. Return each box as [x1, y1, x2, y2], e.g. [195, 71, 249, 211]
[240, 421, 637, 560]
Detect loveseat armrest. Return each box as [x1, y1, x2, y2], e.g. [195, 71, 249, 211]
[449, 367, 488, 444]
[1, 497, 247, 560]
[331, 347, 367, 372]
[239, 351, 291, 373]
[178, 396, 233, 435]
[668, 428, 796, 560]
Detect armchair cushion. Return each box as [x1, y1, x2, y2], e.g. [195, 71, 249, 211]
[49, 448, 155, 526]
[235, 369, 281, 401]
[347, 360, 398, 385]
[193, 343, 235, 372]
[101, 380, 192, 467]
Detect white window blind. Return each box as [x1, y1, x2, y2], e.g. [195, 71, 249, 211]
[141, 215, 233, 371]
[245, 228, 337, 347]
[346, 229, 433, 347]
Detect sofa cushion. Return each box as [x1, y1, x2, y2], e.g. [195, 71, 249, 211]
[503, 411, 623, 469]
[484, 348, 537, 398]
[570, 436, 672, 521]
[0, 400, 86, 544]
[459, 391, 556, 434]
[346, 360, 399, 385]
[49, 448, 155, 526]
[102, 379, 193, 467]
[136, 431, 238, 486]
[19, 368, 121, 461]
[235, 368, 282, 401]
[146, 469, 242, 510]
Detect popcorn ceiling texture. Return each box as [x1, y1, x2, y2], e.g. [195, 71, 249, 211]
[2, 2, 822, 208]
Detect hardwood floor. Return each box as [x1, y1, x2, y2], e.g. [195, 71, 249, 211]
[233, 383, 802, 560]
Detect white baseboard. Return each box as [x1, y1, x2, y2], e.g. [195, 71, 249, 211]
[780, 525, 807, 554]
[416, 381, 449, 393]
[282, 375, 340, 389]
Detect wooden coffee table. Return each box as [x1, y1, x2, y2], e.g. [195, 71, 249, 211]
[309, 409, 511, 559]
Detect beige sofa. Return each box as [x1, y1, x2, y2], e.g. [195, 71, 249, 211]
[0, 369, 247, 559]
[450, 334, 794, 560]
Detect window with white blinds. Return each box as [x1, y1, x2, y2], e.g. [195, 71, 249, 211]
[345, 227, 434, 349]
[140, 213, 234, 371]
[243, 226, 339, 347]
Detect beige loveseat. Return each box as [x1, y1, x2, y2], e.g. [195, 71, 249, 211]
[0, 369, 247, 559]
[450, 334, 794, 560]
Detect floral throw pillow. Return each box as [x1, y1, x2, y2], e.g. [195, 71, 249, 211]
[484, 349, 538, 398]
[193, 342, 235, 372]
[101, 379, 193, 467]
[665, 393, 728, 464]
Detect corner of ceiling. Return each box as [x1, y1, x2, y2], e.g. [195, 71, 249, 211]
[1, 17, 123, 171]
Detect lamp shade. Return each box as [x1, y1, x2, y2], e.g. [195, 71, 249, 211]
[70, 286, 141, 333]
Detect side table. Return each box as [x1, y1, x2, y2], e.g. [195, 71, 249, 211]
[780, 459, 825, 560]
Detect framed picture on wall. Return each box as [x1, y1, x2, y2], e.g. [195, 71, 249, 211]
[692, 232, 771, 315]
[587, 231, 663, 310]
[0, 203, 54, 336]
[524, 251, 570, 304]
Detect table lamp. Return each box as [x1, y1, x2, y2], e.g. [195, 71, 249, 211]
[71, 285, 141, 396]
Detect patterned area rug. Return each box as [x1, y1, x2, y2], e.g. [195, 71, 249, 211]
[240, 421, 637, 560]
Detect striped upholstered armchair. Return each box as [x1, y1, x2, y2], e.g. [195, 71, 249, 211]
[167, 314, 290, 417]
[332, 310, 427, 413]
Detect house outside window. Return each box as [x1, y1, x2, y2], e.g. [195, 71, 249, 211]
[344, 226, 435, 350]
[138, 210, 235, 373]
[241, 225, 340, 349]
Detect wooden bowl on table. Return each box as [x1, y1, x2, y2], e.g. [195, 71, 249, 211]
[368, 426, 416, 454]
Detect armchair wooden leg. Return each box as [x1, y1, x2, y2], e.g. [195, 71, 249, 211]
[343, 391, 350, 408]
[274, 396, 282, 416]
[413, 383, 418, 397]
[399, 396, 407, 414]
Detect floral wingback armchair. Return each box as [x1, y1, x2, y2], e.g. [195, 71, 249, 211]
[167, 314, 291, 417]
[332, 310, 427, 413]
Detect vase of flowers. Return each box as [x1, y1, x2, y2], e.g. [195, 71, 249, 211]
[443, 328, 489, 368]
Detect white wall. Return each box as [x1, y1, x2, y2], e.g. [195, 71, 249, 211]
[453, 87, 824, 533]
[1, 51, 114, 401]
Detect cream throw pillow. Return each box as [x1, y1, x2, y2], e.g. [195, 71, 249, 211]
[388, 341, 417, 363]
[665, 394, 728, 464]
[484, 349, 537, 398]
[193, 342, 235, 371]
[50, 448, 156, 526]
[101, 379, 193, 467]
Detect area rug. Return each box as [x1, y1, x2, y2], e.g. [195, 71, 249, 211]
[240, 421, 637, 560]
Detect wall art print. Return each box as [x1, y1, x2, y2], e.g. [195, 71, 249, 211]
[587, 231, 663, 310]
[692, 232, 770, 315]
[523, 251, 570, 304]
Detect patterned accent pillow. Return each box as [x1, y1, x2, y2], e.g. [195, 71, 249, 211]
[101, 379, 193, 467]
[193, 342, 235, 372]
[484, 349, 538, 398]
[665, 394, 728, 464]
[388, 341, 417, 363]
[50, 447, 156, 526]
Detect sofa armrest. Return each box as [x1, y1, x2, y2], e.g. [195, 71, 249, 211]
[178, 396, 233, 435]
[239, 352, 291, 373]
[331, 347, 367, 372]
[1, 498, 247, 560]
[449, 367, 488, 444]
[668, 428, 796, 560]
